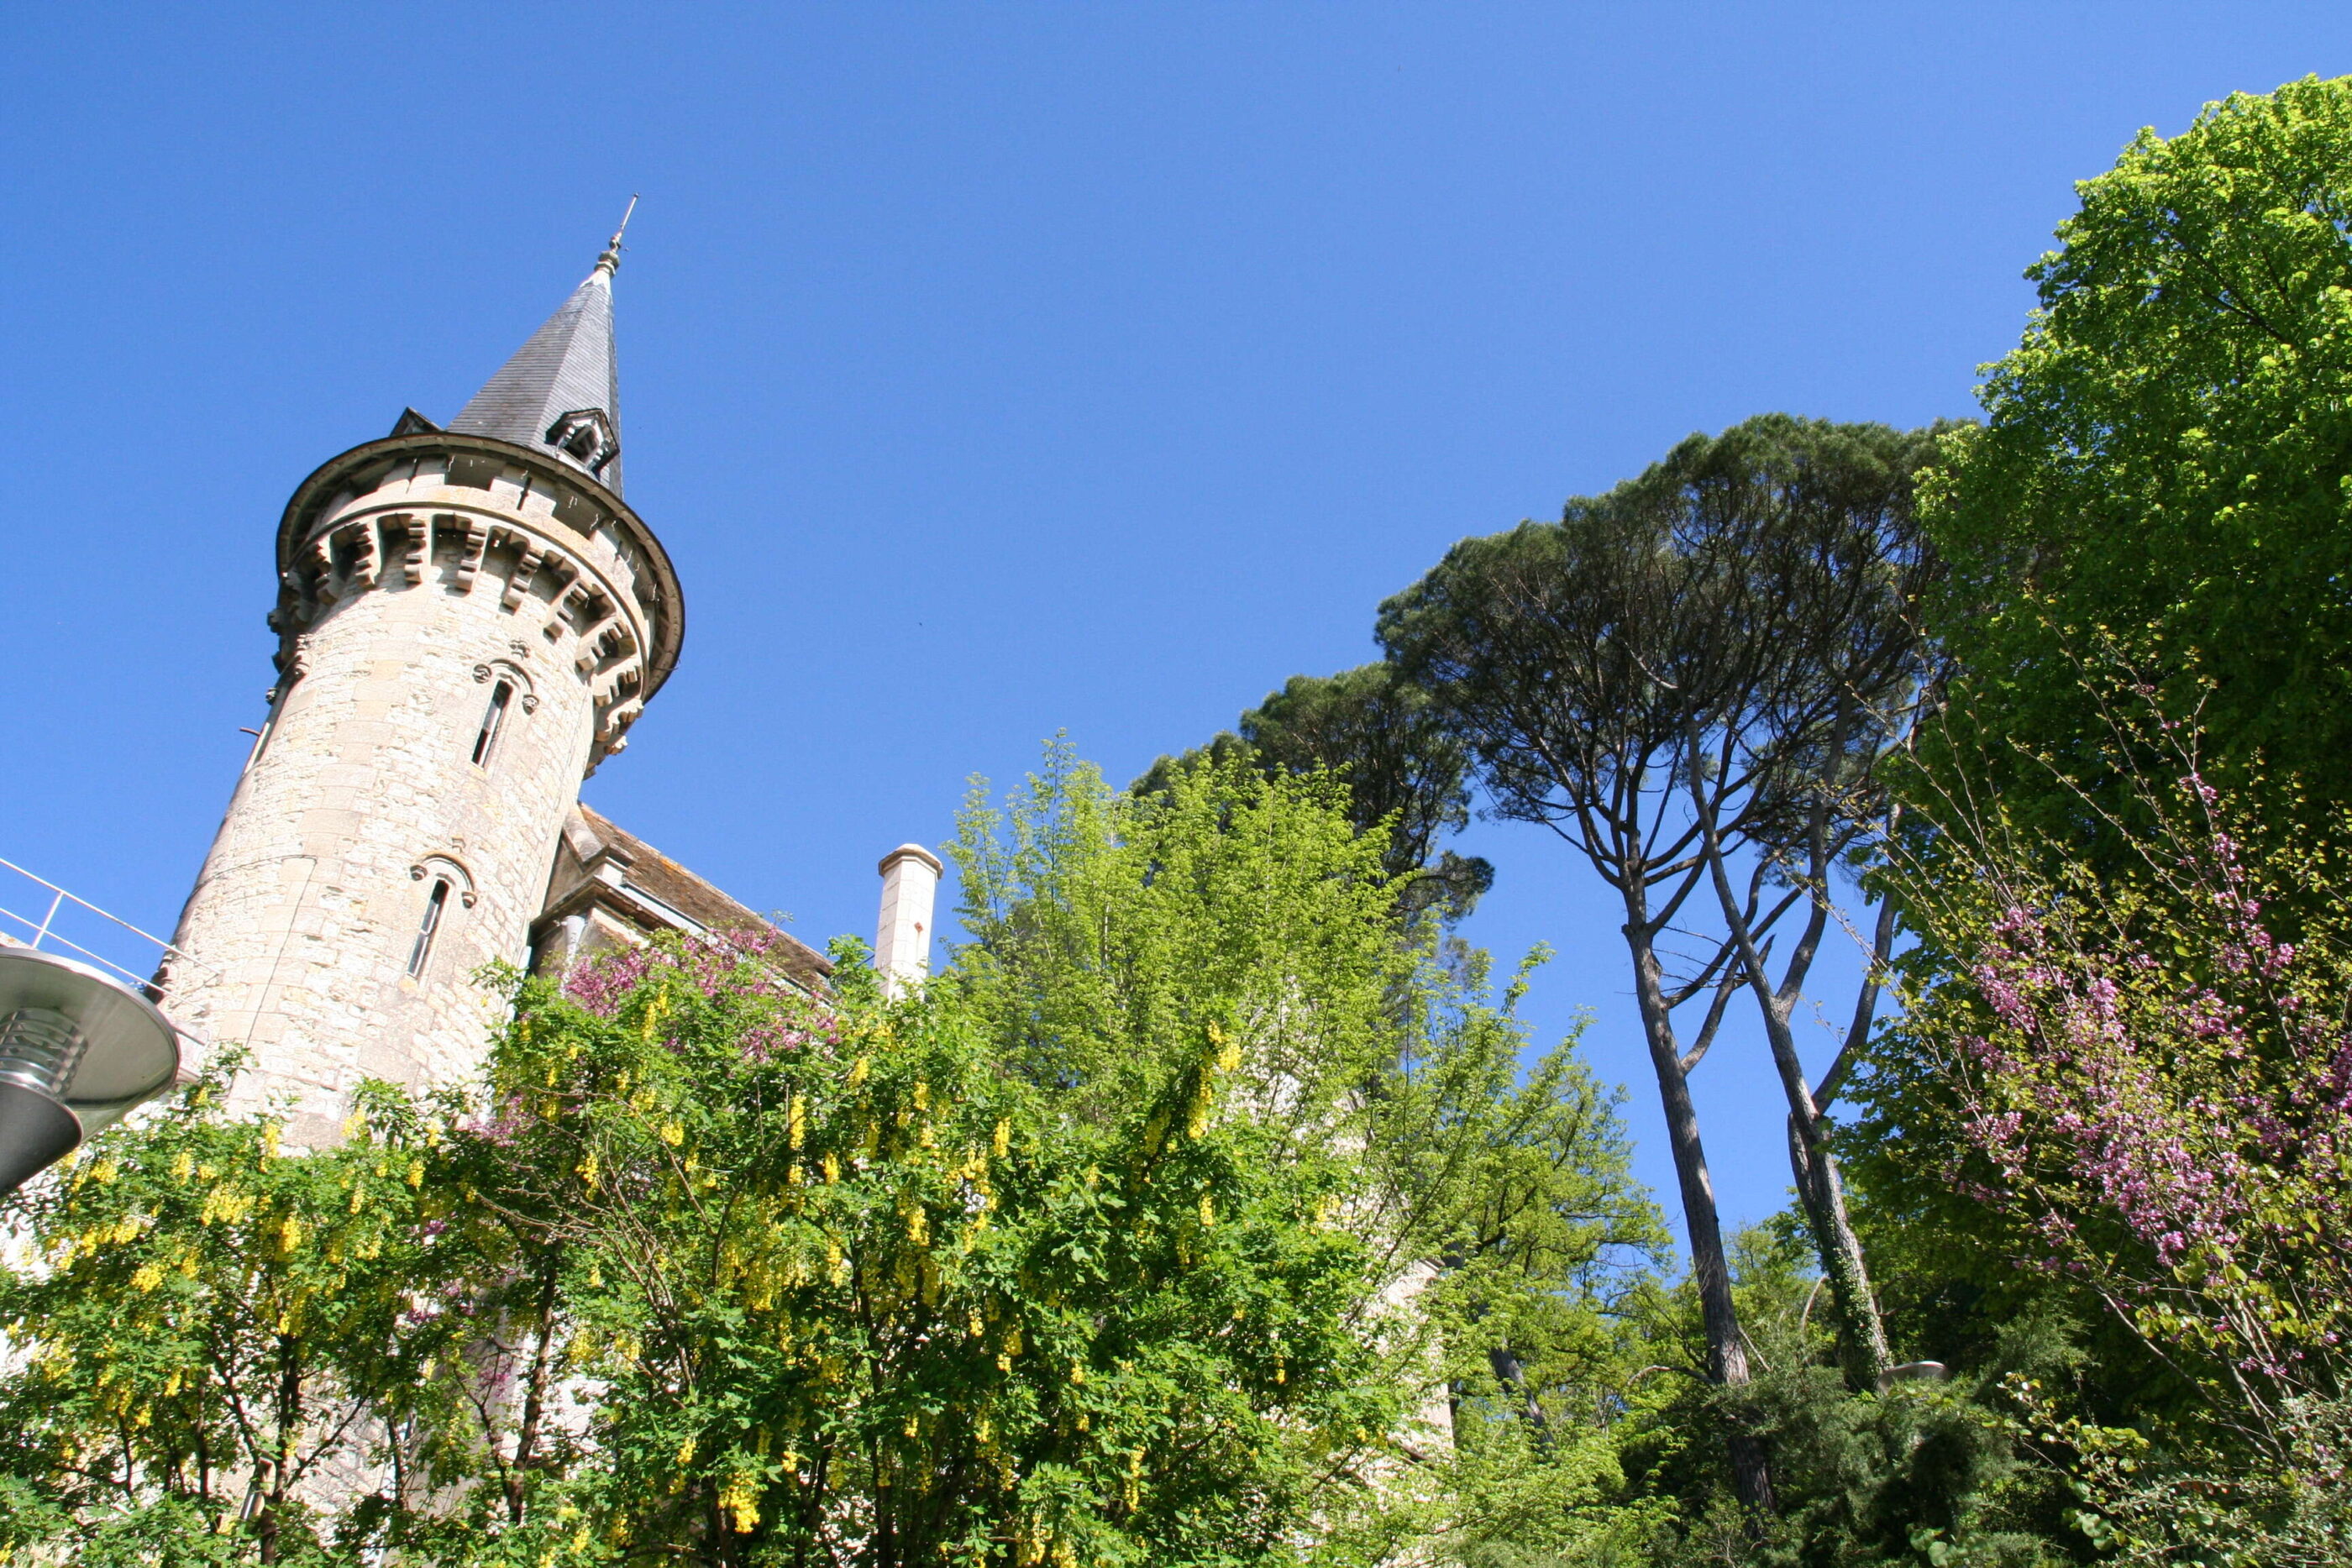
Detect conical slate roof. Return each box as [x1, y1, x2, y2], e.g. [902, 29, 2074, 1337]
[449, 242, 625, 495]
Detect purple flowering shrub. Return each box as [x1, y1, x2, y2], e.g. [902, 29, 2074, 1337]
[1890, 693, 2352, 1455]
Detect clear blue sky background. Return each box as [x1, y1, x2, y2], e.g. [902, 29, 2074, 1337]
[6, 3, 2349, 1250]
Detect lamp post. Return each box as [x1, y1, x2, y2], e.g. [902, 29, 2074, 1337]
[0, 947, 181, 1196]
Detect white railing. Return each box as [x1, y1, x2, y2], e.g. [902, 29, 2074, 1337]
[0, 853, 213, 1010]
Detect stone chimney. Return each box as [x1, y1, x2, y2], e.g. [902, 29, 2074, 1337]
[874, 845, 942, 997]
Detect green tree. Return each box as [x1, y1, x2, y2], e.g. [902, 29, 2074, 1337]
[1919, 75, 2352, 849]
[1861, 679, 2352, 1558]
[1863, 76, 2352, 1551]
[3, 747, 1660, 1567]
[0, 1066, 453, 1565]
[1134, 663, 1494, 925]
[1607, 1223, 2068, 1568]
[1380, 414, 1943, 1510]
[1341, 956, 1669, 1566]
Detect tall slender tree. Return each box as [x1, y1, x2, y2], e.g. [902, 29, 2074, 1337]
[1379, 414, 1943, 1510]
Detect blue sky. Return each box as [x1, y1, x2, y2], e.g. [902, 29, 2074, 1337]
[6, 3, 2348, 1243]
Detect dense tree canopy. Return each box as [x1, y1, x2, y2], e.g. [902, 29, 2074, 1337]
[1378, 412, 1945, 1510]
[1134, 663, 1494, 925]
[1920, 74, 2352, 839]
[1, 752, 1658, 1567]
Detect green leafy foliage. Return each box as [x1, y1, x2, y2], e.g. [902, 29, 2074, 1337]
[1133, 663, 1494, 924]
[0, 1063, 450, 1564]
[1919, 74, 2352, 845]
[1, 748, 1660, 1566]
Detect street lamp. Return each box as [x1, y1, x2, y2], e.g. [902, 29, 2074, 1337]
[0, 947, 181, 1196]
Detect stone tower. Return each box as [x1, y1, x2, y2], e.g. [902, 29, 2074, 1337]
[166, 229, 682, 1146]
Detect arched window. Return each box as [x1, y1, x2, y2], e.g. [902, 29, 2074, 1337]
[407, 878, 451, 978]
[470, 680, 514, 766]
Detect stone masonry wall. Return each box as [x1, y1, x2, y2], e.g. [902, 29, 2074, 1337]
[166, 448, 667, 1146]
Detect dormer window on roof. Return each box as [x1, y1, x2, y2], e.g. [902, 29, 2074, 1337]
[546, 407, 619, 476]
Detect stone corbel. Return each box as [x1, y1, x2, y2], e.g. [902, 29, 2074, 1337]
[306, 534, 336, 607]
[265, 633, 316, 706]
[386, 513, 428, 585]
[453, 517, 490, 591]
[502, 543, 546, 611]
[346, 521, 381, 590]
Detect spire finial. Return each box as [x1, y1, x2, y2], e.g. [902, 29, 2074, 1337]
[595, 194, 639, 277]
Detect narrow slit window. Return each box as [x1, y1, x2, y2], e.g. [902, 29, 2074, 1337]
[407, 878, 451, 978]
[470, 680, 514, 766]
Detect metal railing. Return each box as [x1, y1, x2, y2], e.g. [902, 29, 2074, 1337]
[0, 853, 215, 1009]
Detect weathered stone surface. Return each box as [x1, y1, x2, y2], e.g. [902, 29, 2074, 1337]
[165, 448, 677, 1143]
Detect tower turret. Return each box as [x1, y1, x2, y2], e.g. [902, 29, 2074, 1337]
[166, 233, 681, 1146]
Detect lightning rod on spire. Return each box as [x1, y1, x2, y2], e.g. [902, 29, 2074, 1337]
[596, 195, 639, 276]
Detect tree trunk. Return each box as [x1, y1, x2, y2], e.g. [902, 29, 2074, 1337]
[1626, 925, 1775, 1515]
[1784, 1110, 1891, 1390]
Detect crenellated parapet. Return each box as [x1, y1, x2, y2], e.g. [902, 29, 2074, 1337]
[269, 431, 681, 774]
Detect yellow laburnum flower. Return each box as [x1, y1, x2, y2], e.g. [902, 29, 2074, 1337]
[906, 1205, 929, 1246]
[279, 1216, 303, 1254]
[822, 1151, 841, 1183]
[675, 1434, 696, 1466]
[89, 1159, 118, 1186]
[992, 1120, 1011, 1158]
[827, 1239, 848, 1286]
[171, 1151, 193, 1182]
[719, 1473, 758, 1534]
[1199, 1193, 1215, 1228]
[787, 1098, 806, 1149]
[848, 1055, 870, 1088]
[407, 1158, 425, 1188]
[661, 1121, 685, 1148]
[131, 1262, 164, 1292]
[1069, 1362, 1086, 1385]
[912, 1080, 929, 1111]
[260, 1125, 281, 1161]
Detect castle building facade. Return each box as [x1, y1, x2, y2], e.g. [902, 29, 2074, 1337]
[164, 232, 919, 1146]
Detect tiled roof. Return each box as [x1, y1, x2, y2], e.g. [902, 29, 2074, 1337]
[549, 806, 832, 989]
[449, 259, 624, 493]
